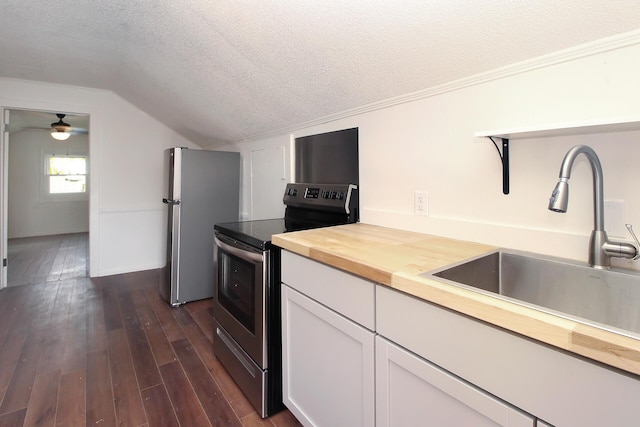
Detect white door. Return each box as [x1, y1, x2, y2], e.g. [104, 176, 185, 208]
[281, 284, 375, 427]
[0, 109, 8, 289]
[250, 145, 286, 219]
[376, 336, 534, 427]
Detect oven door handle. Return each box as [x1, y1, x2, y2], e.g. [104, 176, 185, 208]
[214, 235, 263, 263]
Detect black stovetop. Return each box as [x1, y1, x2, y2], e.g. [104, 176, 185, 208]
[214, 210, 354, 250]
[214, 218, 287, 250]
[214, 183, 359, 250]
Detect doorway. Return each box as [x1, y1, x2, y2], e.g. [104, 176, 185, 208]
[4, 109, 90, 286]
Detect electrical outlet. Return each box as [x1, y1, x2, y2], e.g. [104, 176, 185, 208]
[414, 191, 429, 216]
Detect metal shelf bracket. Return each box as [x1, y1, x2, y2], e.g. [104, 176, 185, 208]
[488, 137, 509, 195]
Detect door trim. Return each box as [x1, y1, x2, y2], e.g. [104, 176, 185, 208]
[0, 104, 97, 279]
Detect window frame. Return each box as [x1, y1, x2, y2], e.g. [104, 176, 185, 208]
[41, 151, 89, 202]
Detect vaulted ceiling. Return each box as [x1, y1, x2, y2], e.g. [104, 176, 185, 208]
[1, 1, 639, 147]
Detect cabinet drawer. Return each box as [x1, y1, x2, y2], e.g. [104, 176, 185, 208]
[281, 250, 375, 329]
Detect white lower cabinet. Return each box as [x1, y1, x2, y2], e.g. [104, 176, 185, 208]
[281, 283, 375, 427]
[281, 251, 638, 426]
[376, 336, 534, 427]
[377, 285, 639, 426]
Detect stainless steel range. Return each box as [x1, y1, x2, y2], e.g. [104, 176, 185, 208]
[212, 182, 358, 417]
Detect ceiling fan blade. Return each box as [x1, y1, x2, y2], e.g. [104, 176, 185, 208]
[69, 128, 89, 135]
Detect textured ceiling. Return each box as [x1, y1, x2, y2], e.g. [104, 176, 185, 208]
[1, 1, 639, 147]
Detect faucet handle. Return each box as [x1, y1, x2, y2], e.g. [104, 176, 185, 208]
[625, 224, 640, 260]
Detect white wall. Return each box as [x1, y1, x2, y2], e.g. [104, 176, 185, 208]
[0, 78, 197, 277]
[8, 129, 88, 238]
[219, 32, 640, 270]
[4, 31, 638, 277]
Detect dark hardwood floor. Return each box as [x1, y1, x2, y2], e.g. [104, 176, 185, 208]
[0, 238, 302, 426]
[7, 233, 88, 287]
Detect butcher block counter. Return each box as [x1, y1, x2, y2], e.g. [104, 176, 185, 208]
[272, 222, 640, 378]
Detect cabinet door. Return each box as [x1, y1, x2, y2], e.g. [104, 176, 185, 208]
[376, 336, 534, 427]
[282, 284, 375, 427]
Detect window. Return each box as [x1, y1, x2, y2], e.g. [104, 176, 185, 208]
[46, 156, 87, 194]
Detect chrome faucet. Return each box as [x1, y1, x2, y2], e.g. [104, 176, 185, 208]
[548, 145, 639, 269]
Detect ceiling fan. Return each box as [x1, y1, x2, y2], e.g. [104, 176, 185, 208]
[7, 110, 90, 140]
[50, 113, 88, 140]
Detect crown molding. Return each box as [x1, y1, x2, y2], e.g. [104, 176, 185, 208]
[236, 29, 640, 144]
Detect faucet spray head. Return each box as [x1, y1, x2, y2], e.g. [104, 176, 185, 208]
[548, 178, 569, 213]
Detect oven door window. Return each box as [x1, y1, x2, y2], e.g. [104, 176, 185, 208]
[218, 253, 258, 334]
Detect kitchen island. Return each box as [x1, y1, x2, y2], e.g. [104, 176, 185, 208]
[274, 223, 640, 426]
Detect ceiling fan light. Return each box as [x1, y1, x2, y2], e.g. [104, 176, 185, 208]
[51, 131, 71, 141]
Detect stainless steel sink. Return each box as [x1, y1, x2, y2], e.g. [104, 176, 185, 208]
[423, 249, 640, 338]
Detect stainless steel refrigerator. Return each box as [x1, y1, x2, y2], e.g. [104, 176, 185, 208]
[161, 147, 240, 306]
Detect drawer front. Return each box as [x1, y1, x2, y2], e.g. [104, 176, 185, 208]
[281, 250, 375, 329]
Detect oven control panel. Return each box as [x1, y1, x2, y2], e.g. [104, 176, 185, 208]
[283, 183, 358, 214]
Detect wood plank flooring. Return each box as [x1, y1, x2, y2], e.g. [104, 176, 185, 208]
[7, 233, 88, 287]
[0, 267, 302, 426]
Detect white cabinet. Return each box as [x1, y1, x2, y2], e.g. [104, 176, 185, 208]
[376, 336, 534, 427]
[281, 249, 639, 426]
[376, 285, 640, 426]
[281, 251, 375, 427]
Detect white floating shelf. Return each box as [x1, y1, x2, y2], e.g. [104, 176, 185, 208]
[475, 117, 640, 140]
[475, 116, 640, 195]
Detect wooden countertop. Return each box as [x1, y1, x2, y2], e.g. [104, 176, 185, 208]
[272, 223, 640, 377]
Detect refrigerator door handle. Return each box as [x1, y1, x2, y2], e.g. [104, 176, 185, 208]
[163, 198, 181, 205]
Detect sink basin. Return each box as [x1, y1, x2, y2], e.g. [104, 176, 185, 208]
[423, 249, 640, 338]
